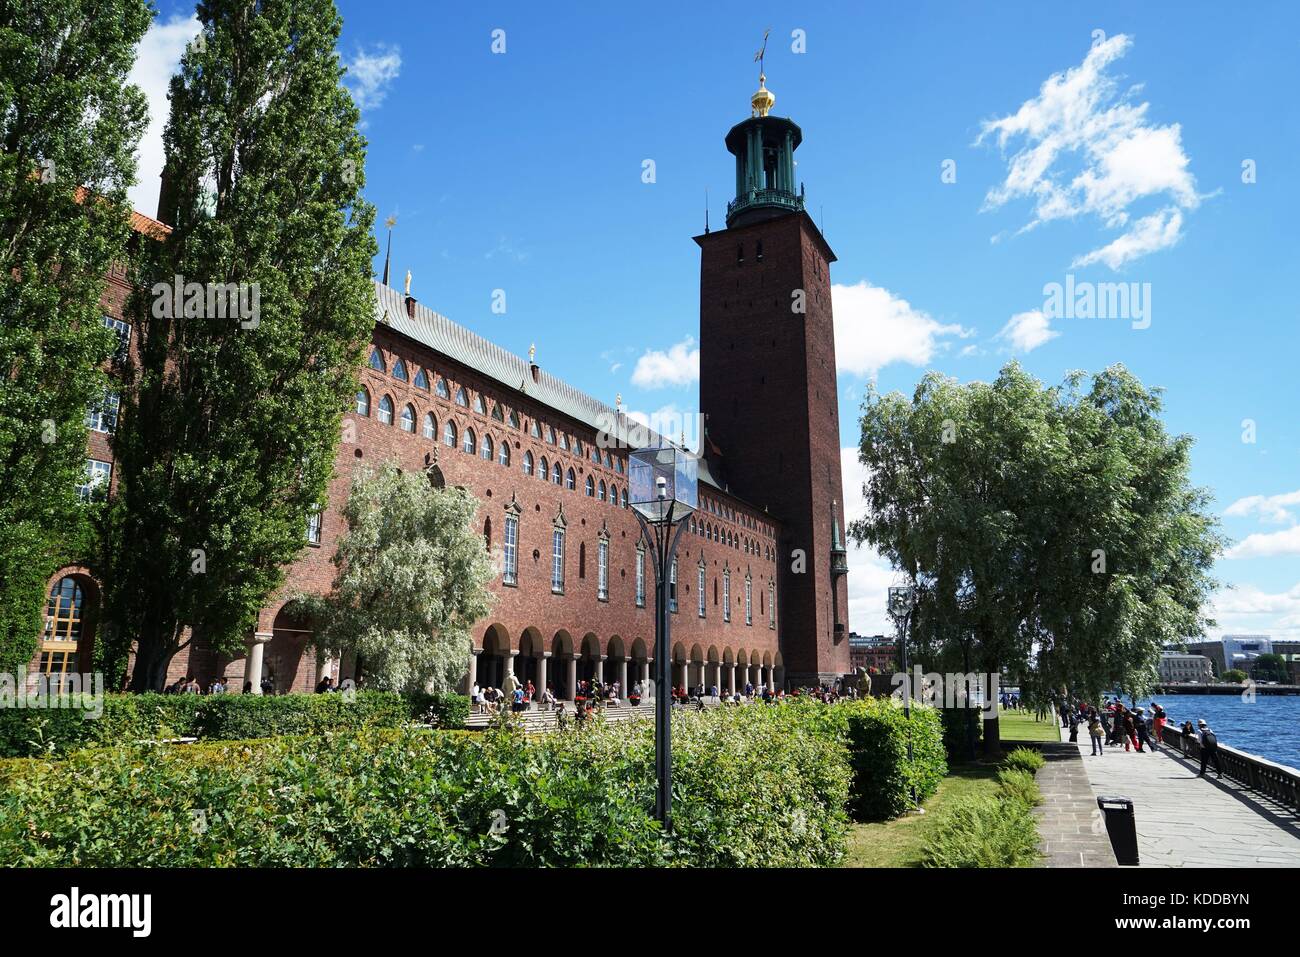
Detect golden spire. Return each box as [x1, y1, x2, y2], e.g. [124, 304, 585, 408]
[751, 28, 775, 117]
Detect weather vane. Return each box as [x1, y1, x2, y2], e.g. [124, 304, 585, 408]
[754, 28, 771, 81]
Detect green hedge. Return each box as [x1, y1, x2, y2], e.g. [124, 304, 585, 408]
[0, 706, 850, 867]
[0, 690, 467, 757]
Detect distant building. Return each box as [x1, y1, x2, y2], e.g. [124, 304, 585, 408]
[848, 633, 896, 673]
[1158, 652, 1214, 684]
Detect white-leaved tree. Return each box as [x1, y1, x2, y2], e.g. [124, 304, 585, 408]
[300, 462, 496, 693]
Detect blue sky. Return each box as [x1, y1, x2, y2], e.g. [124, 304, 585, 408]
[133, 1, 1300, 640]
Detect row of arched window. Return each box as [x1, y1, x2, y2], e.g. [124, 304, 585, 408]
[367, 348, 627, 478]
[689, 515, 775, 561]
[700, 495, 774, 541]
[519, 451, 628, 508]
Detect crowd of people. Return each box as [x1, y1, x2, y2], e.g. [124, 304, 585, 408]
[162, 673, 276, 695]
[1057, 696, 1224, 778]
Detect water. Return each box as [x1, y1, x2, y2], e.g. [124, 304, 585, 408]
[1132, 693, 1300, 771]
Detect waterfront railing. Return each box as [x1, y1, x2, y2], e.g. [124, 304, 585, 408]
[1158, 725, 1300, 812]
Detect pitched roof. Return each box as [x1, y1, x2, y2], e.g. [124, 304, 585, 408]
[372, 281, 741, 501]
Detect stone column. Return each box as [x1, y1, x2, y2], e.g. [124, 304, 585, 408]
[466, 649, 479, 693]
[537, 653, 549, 698]
[505, 650, 517, 677]
[595, 656, 604, 684]
[244, 632, 272, 694]
[618, 658, 628, 697]
[728, 663, 736, 694]
[566, 655, 577, 701]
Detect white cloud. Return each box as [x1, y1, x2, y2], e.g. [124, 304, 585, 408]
[346, 43, 401, 111]
[995, 309, 1059, 353]
[1225, 526, 1300, 560]
[841, 447, 905, 636]
[1208, 582, 1300, 641]
[1071, 207, 1184, 269]
[979, 34, 1199, 269]
[126, 14, 200, 215]
[832, 280, 972, 377]
[631, 338, 700, 388]
[1224, 489, 1300, 525]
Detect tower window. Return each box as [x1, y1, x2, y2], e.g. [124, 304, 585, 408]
[756, 240, 763, 262]
[736, 244, 744, 265]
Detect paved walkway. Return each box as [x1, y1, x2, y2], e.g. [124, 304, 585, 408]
[1059, 725, 1300, 867]
[1031, 741, 1118, 867]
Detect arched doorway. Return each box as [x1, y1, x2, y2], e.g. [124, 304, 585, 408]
[606, 635, 627, 696]
[672, 642, 687, 692]
[267, 603, 315, 693]
[480, 623, 511, 691]
[706, 645, 721, 695]
[551, 630, 574, 699]
[722, 647, 736, 694]
[518, 627, 544, 693]
[689, 643, 705, 691]
[578, 632, 602, 687]
[630, 636, 651, 698]
[736, 649, 750, 692]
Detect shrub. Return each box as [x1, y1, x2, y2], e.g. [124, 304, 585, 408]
[0, 705, 850, 868]
[995, 767, 1042, 807]
[1003, 746, 1045, 774]
[0, 690, 461, 757]
[403, 691, 469, 729]
[843, 699, 946, 821]
[921, 792, 1042, 868]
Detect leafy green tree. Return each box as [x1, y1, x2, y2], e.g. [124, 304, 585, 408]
[1250, 654, 1286, 683]
[1221, 669, 1247, 684]
[851, 362, 1223, 753]
[0, 0, 151, 671]
[298, 463, 496, 694]
[104, 0, 376, 688]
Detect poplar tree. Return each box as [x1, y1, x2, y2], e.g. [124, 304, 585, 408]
[105, 0, 377, 688]
[0, 0, 150, 671]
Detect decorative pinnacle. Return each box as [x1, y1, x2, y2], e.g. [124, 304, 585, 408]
[529, 343, 536, 363]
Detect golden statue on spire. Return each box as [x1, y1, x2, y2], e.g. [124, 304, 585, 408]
[751, 28, 775, 117]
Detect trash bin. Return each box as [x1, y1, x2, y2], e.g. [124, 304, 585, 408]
[1097, 795, 1139, 865]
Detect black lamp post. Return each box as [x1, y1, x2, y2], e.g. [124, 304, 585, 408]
[628, 445, 698, 829]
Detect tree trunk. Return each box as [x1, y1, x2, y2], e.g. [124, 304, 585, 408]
[128, 610, 179, 691]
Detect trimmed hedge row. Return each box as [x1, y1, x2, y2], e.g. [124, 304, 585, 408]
[0, 691, 467, 758]
[776, 696, 948, 820]
[0, 705, 851, 867]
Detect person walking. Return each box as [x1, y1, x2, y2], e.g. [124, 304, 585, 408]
[1149, 702, 1166, 750]
[1088, 710, 1105, 756]
[1133, 708, 1152, 753]
[1197, 719, 1223, 778]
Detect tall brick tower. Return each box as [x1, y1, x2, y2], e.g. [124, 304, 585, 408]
[695, 73, 850, 688]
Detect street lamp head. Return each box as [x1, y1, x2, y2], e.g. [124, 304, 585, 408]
[888, 585, 916, 620]
[629, 446, 698, 524]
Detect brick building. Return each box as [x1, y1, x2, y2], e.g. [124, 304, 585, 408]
[33, 78, 851, 696]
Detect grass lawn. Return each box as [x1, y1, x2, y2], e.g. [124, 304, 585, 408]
[997, 707, 1065, 743]
[841, 758, 1003, 868]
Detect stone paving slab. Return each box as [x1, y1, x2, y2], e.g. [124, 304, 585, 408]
[1061, 725, 1300, 868]
[1030, 740, 1118, 867]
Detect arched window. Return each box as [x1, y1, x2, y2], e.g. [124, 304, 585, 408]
[539, 456, 549, 480]
[498, 442, 511, 467]
[545, 425, 555, 445]
[579, 541, 586, 579]
[621, 486, 628, 509]
[435, 377, 450, 399]
[355, 388, 370, 416]
[559, 433, 569, 451]
[474, 394, 486, 415]
[530, 420, 541, 438]
[616, 457, 624, 474]
[423, 412, 436, 439]
[491, 403, 504, 422]
[597, 480, 606, 502]
[392, 357, 408, 381]
[414, 368, 430, 391]
[484, 517, 492, 551]
[566, 468, 575, 490]
[573, 438, 584, 457]
[41, 576, 86, 678]
[368, 348, 385, 372]
[481, 434, 494, 461]
[591, 446, 600, 463]
[523, 451, 534, 476]
[400, 404, 416, 432]
[723, 570, 731, 622]
[455, 386, 468, 407]
[609, 483, 618, 506]
[463, 427, 476, 455]
[551, 461, 562, 485]
[603, 451, 612, 468]
[585, 475, 595, 496]
[444, 420, 457, 447]
[377, 395, 394, 425]
[508, 409, 520, 429]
